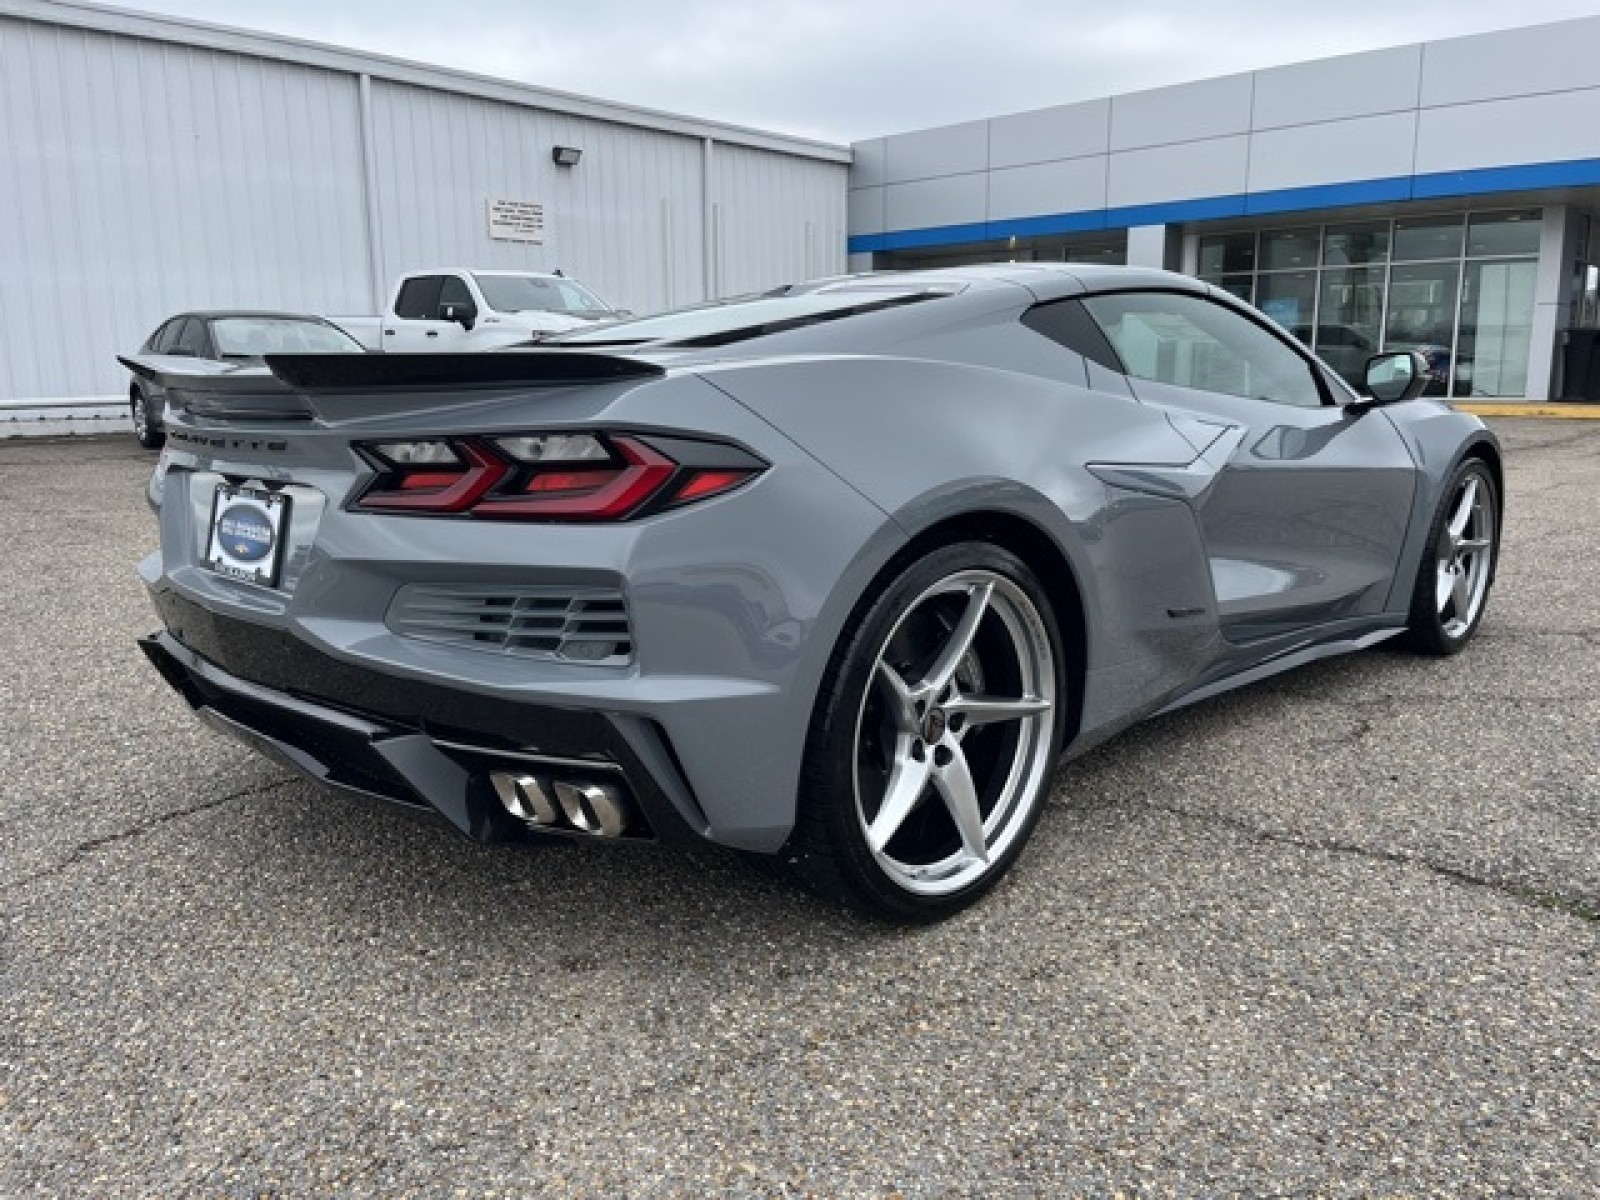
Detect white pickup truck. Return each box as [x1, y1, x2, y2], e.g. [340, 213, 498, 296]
[331, 269, 626, 351]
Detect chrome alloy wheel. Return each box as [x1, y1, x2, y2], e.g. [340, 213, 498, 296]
[132, 394, 151, 440]
[1434, 472, 1496, 639]
[851, 569, 1056, 896]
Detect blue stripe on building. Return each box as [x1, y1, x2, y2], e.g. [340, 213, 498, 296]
[848, 157, 1600, 255]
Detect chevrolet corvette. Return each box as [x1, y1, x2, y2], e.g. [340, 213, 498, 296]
[130, 265, 1501, 921]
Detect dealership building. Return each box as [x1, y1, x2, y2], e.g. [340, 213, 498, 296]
[0, 0, 847, 416]
[848, 16, 1600, 402]
[4, 5, 1600, 417]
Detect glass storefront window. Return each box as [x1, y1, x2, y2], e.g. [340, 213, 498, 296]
[1256, 271, 1318, 337]
[1323, 222, 1389, 267]
[1316, 267, 1386, 387]
[1198, 233, 1255, 276]
[1261, 229, 1319, 271]
[1458, 259, 1537, 397]
[1188, 208, 1545, 397]
[1385, 263, 1461, 395]
[1063, 242, 1126, 265]
[1467, 211, 1541, 258]
[1393, 217, 1465, 262]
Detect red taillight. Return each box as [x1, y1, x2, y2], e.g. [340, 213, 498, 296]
[473, 437, 674, 520]
[352, 433, 762, 521]
[670, 469, 756, 505]
[355, 441, 506, 512]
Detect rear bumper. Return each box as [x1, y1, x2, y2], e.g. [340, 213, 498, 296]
[140, 623, 714, 848]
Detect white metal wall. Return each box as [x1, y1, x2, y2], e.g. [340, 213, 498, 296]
[712, 142, 848, 297]
[367, 81, 712, 317]
[0, 6, 848, 408]
[0, 16, 372, 404]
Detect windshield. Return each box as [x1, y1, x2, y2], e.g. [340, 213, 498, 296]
[211, 317, 363, 357]
[473, 274, 615, 318]
[547, 288, 946, 347]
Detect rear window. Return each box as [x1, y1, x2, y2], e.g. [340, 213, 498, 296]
[211, 318, 363, 357]
[547, 287, 951, 348]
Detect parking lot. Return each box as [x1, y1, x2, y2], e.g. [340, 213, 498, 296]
[1, 419, 1596, 1197]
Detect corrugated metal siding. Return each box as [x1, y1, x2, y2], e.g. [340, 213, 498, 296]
[368, 81, 710, 315]
[0, 10, 849, 406]
[0, 16, 371, 402]
[712, 143, 848, 296]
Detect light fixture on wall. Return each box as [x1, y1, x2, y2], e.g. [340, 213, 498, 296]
[551, 145, 583, 167]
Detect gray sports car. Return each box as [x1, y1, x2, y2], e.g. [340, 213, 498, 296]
[131, 265, 1500, 921]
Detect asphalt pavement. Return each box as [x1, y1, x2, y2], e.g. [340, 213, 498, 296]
[1, 422, 1596, 1197]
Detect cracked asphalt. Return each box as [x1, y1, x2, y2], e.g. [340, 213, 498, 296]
[1, 421, 1596, 1197]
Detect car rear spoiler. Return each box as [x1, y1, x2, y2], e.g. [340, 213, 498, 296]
[118, 351, 666, 421]
[119, 351, 664, 393]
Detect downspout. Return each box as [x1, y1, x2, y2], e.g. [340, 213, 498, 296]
[357, 73, 387, 311]
[702, 137, 716, 301]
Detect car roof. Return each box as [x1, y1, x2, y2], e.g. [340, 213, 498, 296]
[174, 310, 337, 323]
[784, 262, 1209, 303]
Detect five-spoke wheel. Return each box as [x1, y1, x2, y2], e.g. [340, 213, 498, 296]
[1406, 458, 1498, 654]
[794, 542, 1065, 920]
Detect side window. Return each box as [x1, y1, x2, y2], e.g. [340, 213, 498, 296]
[146, 319, 179, 353]
[172, 317, 211, 358]
[438, 275, 474, 315]
[394, 276, 444, 320]
[1081, 291, 1327, 408]
[1020, 299, 1124, 372]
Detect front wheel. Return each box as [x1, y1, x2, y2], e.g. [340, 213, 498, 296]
[132, 388, 164, 450]
[790, 542, 1066, 922]
[1403, 457, 1499, 655]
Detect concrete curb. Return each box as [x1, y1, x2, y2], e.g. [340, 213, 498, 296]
[1455, 402, 1600, 419]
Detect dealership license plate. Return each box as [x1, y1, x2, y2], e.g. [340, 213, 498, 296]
[206, 484, 291, 587]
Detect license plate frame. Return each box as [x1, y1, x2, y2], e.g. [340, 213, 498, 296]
[205, 483, 291, 587]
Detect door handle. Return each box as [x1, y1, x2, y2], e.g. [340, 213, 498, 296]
[425, 330, 439, 338]
[383, 329, 395, 336]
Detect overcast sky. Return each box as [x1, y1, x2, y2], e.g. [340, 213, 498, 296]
[125, 0, 1600, 144]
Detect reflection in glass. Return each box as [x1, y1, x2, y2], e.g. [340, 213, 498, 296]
[1198, 233, 1256, 276]
[1467, 211, 1540, 258]
[1261, 229, 1319, 271]
[1457, 259, 1536, 397]
[1324, 222, 1389, 266]
[1316, 268, 1386, 387]
[1062, 241, 1126, 265]
[1257, 271, 1317, 337]
[1385, 263, 1461, 395]
[1393, 217, 1464, 262]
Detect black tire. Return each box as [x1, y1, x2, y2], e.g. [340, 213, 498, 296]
[786, 541, 1067, 922]
[1402, 457, 1498, 655]
[132, 387, 165, 450]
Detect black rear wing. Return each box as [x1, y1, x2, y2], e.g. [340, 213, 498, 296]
[118, 351, 666, 421]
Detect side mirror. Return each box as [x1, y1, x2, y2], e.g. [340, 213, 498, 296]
[441, 302, 477, 331]
[1361, 350, 1430, 405]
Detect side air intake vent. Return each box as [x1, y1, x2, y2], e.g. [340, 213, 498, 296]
[387, 585, 632, 665]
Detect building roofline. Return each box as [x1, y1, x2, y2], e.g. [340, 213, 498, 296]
[849, 14, 1600, 145]
[1, 0, 851, 163]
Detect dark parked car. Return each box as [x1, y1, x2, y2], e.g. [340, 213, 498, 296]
[129, 266, 1501, 921]
[122, 312, 365, 448]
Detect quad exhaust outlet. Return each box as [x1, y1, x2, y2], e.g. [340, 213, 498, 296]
[490, 771, 631, 838]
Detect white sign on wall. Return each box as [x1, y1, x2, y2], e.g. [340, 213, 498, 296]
[487, 198, 545, 244]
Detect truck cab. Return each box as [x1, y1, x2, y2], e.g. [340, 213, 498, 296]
[357, 270, 624, 352]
